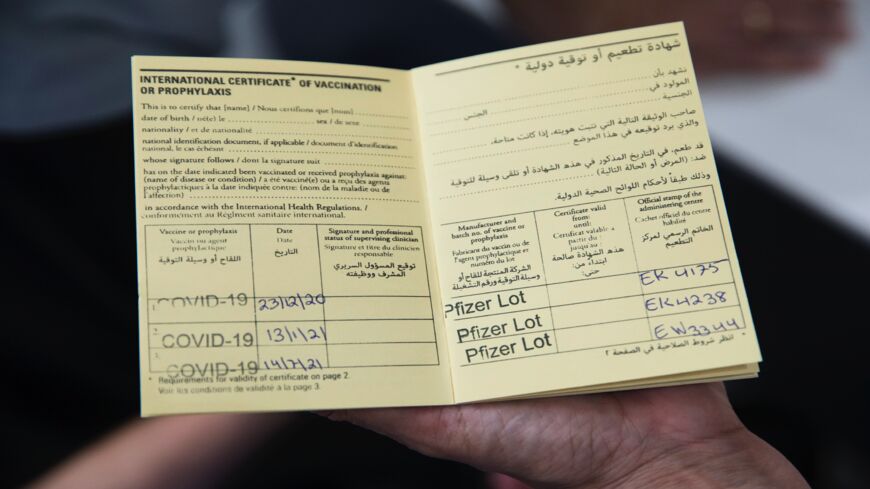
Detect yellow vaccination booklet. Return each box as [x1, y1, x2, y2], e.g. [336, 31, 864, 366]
[133, 23, 761, 416]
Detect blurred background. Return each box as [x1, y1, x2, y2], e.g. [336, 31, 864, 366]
[2, 0, 868, 487]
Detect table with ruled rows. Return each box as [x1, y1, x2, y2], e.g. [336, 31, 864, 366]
[143, 223, 440, 375]
[441, 185, 749, 367]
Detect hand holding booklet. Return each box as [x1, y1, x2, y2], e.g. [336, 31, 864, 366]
[132, 22, 761, 416]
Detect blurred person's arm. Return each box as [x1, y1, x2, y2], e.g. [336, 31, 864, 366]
[26, 414, 287, 489]
[499, 0, 850, 74]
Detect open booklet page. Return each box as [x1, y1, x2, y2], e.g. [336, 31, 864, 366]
[412, 23, 762, 403]
[132, 58, 454, 415]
